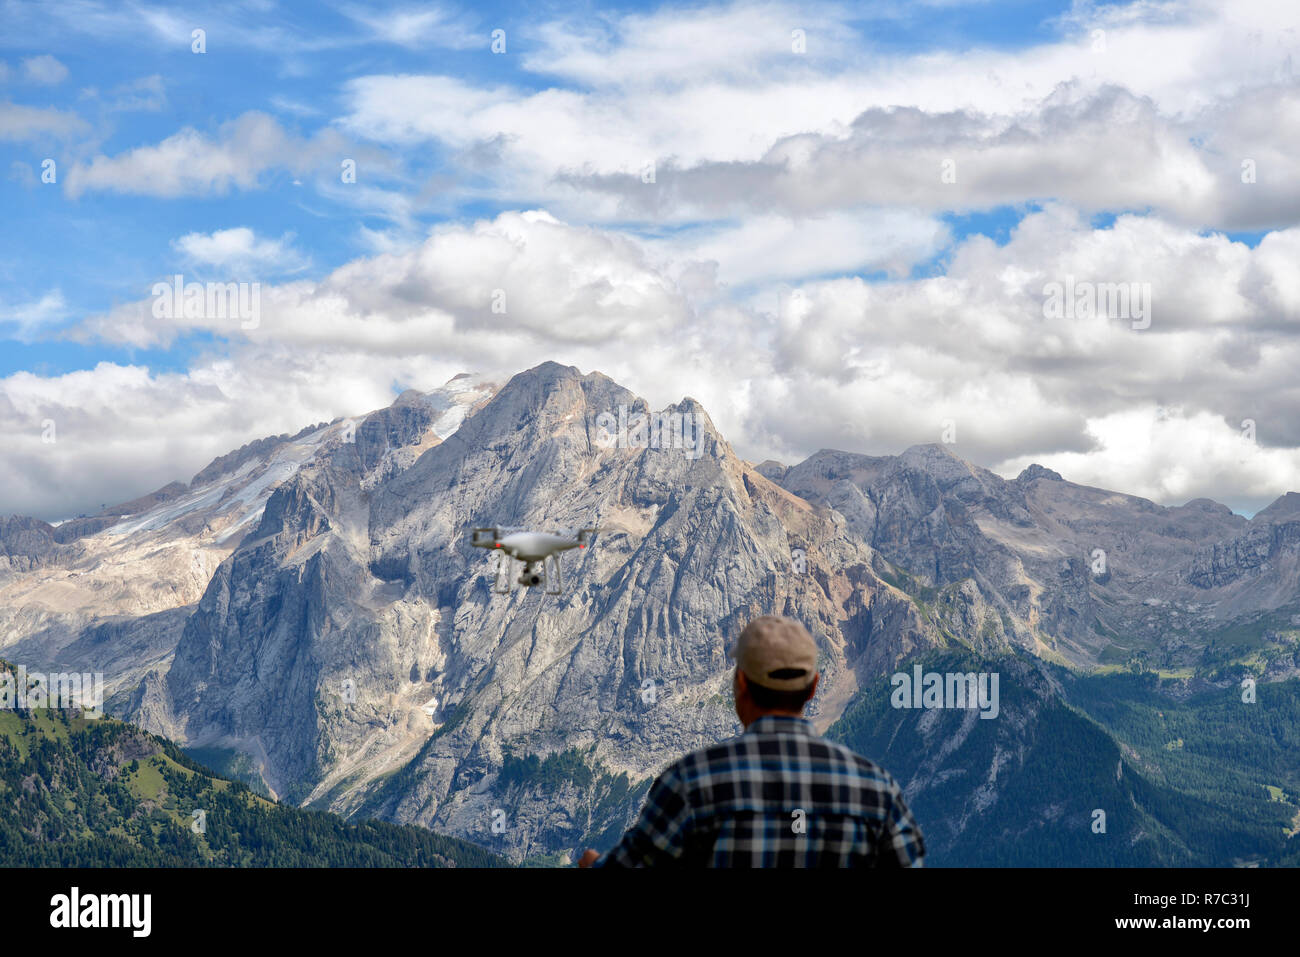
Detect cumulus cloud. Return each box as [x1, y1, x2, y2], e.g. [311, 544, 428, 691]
[734, 206, 1300, 512]
[339, 0, 1300, 229]
[78, 211, 692, 351]
[0, 353, 466, 521]
[22, 206, 1295, 520]
[0, 211, 712, 518]
[643, 209, 951, 287]
[997, 406, 1300, 512]
[559, 84, 1246, 223]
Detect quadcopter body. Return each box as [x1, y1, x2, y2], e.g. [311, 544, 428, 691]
[471, 525, 597, 593]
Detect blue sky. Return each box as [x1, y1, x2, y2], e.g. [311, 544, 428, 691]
[2, 0, 1299, 519]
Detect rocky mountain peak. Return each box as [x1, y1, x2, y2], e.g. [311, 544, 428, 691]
[1017, 464, 1063, 483]
[1177, 497, 1237, 517]
[893, 443, 983, 487]
[393, 388, 427, 407]
[1252, 491, 1300, 525]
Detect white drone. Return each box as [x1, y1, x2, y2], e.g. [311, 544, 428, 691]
[471, 525, 598, 594]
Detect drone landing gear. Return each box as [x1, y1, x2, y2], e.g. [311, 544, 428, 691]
[542, 554, 563, 595]
[493, 553, 565, 594]
[493, 551, 513, 594]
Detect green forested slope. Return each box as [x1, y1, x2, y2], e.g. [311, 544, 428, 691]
[0, 664, 504, 867]
[827, 650, 1300, 866]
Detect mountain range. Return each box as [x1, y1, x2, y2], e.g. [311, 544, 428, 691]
[2, 361, 1297, 865]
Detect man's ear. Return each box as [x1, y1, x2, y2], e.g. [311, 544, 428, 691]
[809, 672, 820, 697]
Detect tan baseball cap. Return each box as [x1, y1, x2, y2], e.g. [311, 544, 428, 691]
[730, 616, 819, 691]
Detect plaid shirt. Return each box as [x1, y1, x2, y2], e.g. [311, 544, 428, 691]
[594, 714, 925, 867]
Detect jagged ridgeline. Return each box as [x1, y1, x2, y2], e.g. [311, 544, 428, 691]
[0, 661, 504, 867]
[4, 361, 1300, 866]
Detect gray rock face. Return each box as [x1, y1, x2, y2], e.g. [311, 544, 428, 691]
[136, 363, 940, 855]
[190, 427, 324, 487]
[1, 482, 194, 568]
[763, 442, 1282, 669]
[1188, 516, 1300, 589]
[0, 516, 67, 572]
[1016, 464, 1063, 483]
[140, 386, 493, 800]
[1252, 491, 1300, 524]
[0, 377, 494, 725]
[354, 393, 438, 472]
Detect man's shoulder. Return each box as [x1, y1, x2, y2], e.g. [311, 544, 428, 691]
[658, 733, 747, 778]
[661, 724, 902, 792]
[787, 731, 903, 788]
[818, 737, 903, 790]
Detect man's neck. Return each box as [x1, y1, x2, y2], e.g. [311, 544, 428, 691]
[742, 710, 805, 729]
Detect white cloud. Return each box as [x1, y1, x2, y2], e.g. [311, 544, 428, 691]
[172, 228, 309, 275]
[644, 209, 951, 287]
[728, 207, 1300, 512]
[339, 0, 1300, 229]
[77, 76, 166, 112]
[998, 406, 1300, 510]
[41, 205, 1300, 518]
[0, 354, 463, 521]
[105, 74, 166, 111]
[558, 83, 1257, 224]
[0, 291, 69, 341]
[268, 95, 321, 117]
[81, 211, 691, 351]
[64, 111, 349, 198]
[522, 1, 863, 87]
[0, 101, 88, 141]
[7, 0, 477, 63]
[22, 55, 68, 85]
[340, 3, 481, 50]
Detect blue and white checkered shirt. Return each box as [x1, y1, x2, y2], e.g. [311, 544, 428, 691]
[594, 714, 925, 867]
